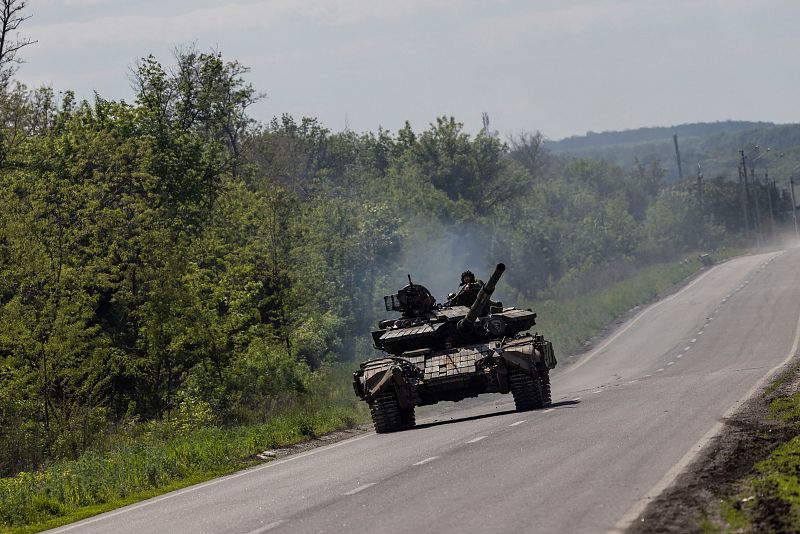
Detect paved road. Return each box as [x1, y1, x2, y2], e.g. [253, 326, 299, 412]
[49, 249, 800, 534]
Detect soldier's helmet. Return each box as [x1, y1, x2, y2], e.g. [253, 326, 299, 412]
[460, 270, 475, 284]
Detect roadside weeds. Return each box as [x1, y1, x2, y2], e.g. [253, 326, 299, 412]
[628, 360, 800, 533]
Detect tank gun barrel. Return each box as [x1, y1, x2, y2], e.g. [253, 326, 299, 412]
[458, 263, 505, 331]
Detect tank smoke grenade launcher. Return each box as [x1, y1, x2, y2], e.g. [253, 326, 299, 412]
[353, 263, 557, 433]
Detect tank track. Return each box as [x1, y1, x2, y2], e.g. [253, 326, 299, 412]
[370, 391, 404, 433]
[536, 363, 552, 406]
[510, 369, 544, 411]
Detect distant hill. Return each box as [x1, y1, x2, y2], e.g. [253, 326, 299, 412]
[548, 121, 775, 152]
[545, 121, 800, 183]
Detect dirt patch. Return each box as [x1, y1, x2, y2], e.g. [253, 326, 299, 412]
[627, 362, 800, 533]
[248, 424, 372, 464]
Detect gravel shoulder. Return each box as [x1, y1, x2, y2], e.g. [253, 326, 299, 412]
[628, 360, 800, 533]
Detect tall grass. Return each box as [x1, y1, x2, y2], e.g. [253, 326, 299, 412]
[530, 253, 714, 355]
[0, 251, 735, 533]
[0, 366, 368, 533]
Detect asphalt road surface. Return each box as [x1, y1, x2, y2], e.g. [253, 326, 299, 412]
[49, 249, 800, 534]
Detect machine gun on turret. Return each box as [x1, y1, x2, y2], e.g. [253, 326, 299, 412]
[354, 262, 558, 433]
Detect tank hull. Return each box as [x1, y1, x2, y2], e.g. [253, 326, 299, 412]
[354, 334, 556, 432]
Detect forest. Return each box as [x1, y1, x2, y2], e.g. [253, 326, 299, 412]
[0, 40, 796, 486]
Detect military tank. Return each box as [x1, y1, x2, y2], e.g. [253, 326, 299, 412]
[353, 263, 557, 433]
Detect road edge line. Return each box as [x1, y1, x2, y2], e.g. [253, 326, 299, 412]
[561, 251, 780, 378]
[47, 432, 375, 533]
[610, 302, 800, 533]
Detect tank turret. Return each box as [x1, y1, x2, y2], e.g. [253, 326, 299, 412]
[355, 262, 557, 433]
[458, 263, 505, 332]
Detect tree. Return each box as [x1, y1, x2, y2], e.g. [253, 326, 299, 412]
[509, 130, 550, 178]
[0, 0, 36, 88]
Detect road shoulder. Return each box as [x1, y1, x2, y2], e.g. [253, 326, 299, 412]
[628, 359, 800, 533]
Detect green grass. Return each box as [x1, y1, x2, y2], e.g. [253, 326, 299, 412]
[711, 373, 800, 532]
[530, 253, 714, 355]
[0, 250, 741, 533]
[0, 365, 369, 534]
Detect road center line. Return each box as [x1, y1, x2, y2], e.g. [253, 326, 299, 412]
[467, 436, 488, 444]
[543, 408, 555, 413]
[558, 264, 722, 376]
[47, 432, 376, 532]
[344, 482, 376, 495]
[246, 520, 287, 534]
[413, 456, 438, 466]
[613, 271, 800, 533]
[691, 338, 697, 343]
[509, 420, 526, 426]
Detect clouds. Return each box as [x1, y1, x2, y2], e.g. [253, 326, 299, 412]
[16, 0, 800, 138]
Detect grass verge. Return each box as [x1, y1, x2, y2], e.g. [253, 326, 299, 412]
[0, 366, 369, 534]
[0, 248, 742, 533]
[714, 371, 800, 533]
[531, 250, 737, 355]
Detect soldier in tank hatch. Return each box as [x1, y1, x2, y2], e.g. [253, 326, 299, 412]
[447, 270, 484, 307]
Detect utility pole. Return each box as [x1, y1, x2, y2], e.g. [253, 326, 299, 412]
[764, 166, 775, 245]
[697, 163, 704, 245]
[739, 150, 751, 240]
[751, 167, 762, 247]
[791, 176, 799, 241]
[673, 134, 684, 179]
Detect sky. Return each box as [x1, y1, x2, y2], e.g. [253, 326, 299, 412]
[16, 0, 800, 140]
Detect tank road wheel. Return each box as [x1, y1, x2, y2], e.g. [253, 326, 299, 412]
[509, 370, 543, 411]
[401, 406, 416, 429]
[536, 364, 552, 406]
[370, 391, 404, 433]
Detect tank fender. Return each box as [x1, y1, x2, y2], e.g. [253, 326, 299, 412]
[496, 348, 537, 375]
[365, 366, 405, 397]
[540, 340, 557, 369]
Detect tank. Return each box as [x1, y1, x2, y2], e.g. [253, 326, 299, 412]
[353, 263, 557, 433]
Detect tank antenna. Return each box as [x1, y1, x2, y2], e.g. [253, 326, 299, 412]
[407, 274, 413, 287]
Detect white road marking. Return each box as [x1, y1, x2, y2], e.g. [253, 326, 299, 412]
[247, 520, 287, 533]
[655, 368, 665, 373]
[571, 397, 581, 401]
[543, 408, 555, 413]
[643, 374, 652, 378]
[691, 338, 697, 343]
[698, 331, 704, 335]
[559, 264, 723, 376]
[684, 347, 690, 351]
[613, 261, 798, 533]
[677, 354, 683, 359]
[467, 436, 488, 444]
[413, 456, 438, 466]
[592, 389, 603, 394]
[344, 482, 376, 495]
[722, 298, 727, 303]
[667, 362, 675, 366]
[45, 432, 376, 533]
[509, 420, 526, 426]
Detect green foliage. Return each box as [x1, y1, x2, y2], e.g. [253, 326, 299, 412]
[0, 43, 757, 504]
[0, 396, 364, 532]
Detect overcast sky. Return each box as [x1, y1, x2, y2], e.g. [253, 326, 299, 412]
[17, 0, 800, 139]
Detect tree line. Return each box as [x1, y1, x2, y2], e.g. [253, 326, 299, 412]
[0, 45, 777, 476]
